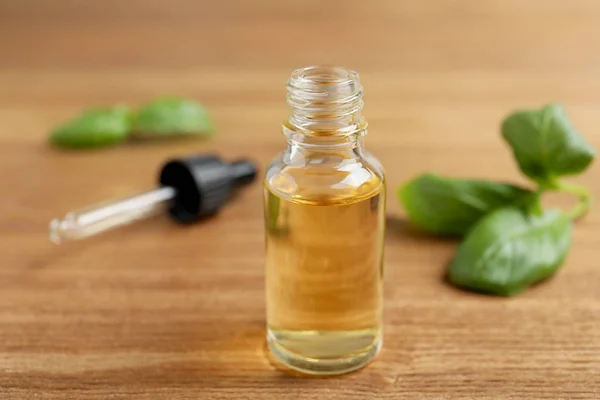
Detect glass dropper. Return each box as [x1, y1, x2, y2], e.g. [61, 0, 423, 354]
[49, 154, 257, 244]
[50, 186, 176, 244]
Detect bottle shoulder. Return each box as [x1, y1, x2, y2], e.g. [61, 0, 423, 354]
[265, 150, 385, 205]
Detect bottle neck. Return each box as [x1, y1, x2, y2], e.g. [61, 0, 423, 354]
[283, 65, 367, 149]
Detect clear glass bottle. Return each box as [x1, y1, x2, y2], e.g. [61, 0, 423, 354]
[264, 65, 386, 375]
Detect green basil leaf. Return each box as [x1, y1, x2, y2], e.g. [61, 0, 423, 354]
[397, 174, 535, 236]
[50, 106, 131, 148]
[132, 97, 213, 137]
[501, 103, 596, 182]
[448, 207, 572, 296]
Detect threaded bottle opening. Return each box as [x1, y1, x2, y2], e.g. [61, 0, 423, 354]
[286, 65, 365, 136]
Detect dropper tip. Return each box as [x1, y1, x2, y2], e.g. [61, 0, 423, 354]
[49, 218, 64, 245]
[49, 213, 78, 245]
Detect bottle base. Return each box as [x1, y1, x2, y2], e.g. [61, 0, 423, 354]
[267, 328, 382, 376]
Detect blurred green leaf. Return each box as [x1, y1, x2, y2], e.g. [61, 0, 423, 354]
[132, 97, 213, 137]
[50, 106, 131, 149]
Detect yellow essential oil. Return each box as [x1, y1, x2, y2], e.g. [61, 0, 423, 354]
[264, 66, 385, 375]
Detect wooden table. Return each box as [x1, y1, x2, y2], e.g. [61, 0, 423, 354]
[1, 1, 599, 398]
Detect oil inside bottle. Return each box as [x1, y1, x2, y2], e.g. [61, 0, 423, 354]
[265, 164, 385, 375]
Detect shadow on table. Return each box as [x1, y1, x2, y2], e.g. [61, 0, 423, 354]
[385, 215, 459, 244]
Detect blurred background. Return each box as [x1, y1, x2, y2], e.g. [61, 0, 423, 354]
[2, 0, 599, 198]
[2, 0, 600, 71]
[2, 0, 599, 229]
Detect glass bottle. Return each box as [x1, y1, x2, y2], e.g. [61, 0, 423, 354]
[264, 65, 386, 375]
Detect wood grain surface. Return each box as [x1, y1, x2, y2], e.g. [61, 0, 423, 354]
[1, 1, 600, 399]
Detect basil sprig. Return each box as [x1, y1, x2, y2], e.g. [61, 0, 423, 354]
[49, 97, 212, 149]
[398, 104, 595, 296]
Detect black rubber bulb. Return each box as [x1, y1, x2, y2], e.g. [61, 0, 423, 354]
[158, 154, 258, 223]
